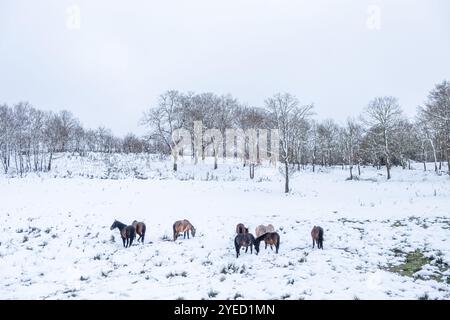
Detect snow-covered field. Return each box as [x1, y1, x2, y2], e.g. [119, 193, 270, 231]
[0, 154, 449, 299]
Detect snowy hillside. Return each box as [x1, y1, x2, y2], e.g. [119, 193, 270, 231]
[0, 154, 449, 299]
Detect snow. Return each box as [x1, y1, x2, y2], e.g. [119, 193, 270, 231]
[0, 154, 449, 299]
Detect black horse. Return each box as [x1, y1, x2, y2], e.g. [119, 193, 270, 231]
[234, 232, 256, 258]
[254, 232, 280, 254]
[110, 220, 135, 248]
[311, 226, 324, 249]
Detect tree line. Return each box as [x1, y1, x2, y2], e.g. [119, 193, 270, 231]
[141, 81, 449, 192]
[1, 80, 449, 190]
[0, 102, 149, 176]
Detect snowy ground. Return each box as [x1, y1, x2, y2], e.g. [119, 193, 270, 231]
[0, 154, 449, 299]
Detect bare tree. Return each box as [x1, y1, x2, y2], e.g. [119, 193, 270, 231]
[266, 93, 313, 193]
[419, 81, 450, 175]
[364, 96, 403, 179]
[0, 104, 13, 173]
[343, 118, 363, 179]
[308, 120, 319, 172]
[141, 90, 185, 171]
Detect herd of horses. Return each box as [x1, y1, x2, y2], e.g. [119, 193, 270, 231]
[110, 219, 324, 257]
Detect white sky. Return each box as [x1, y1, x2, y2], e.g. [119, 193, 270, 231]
[1, 0, 449, 136]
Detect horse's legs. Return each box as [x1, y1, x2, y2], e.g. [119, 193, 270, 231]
[129, 236, 133, 247]
[122, 237, 126, 247]
[141, 234, 145, 244]
[265, 242, 267, 250]
[245, 245, 248, 253]
[250, 245, 253, 254]
[312, 239, 315, 248]
[270, 245, 273, 250]
[235, 244, 240, 258]
[184, 231, 186, 239]
[187, 231, 190, 239]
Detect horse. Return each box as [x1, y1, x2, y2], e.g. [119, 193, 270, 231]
[254, 232, 280, 254]
[255, 224, 275, 238]
[110, 220, 135, 248]
[234, 232, 256, 258]
[236, 223, 247, 234]
[132, 220, 146, 243]
[311, 226, 324, 249]
[173, 219, 196, 241]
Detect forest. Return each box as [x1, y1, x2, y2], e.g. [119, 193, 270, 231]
[1, 80, 449, 189]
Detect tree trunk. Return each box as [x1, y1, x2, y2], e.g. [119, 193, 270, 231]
[173, 151, 178, 172]
[383, 129, 391, 180]
[386, 160, 391, 180]
[284, 161, 289, 193]
[428, 139, 438, 172]
[357, 162, 361, 176]
[422, 144, 426, 171]
[312, 151, 316, 173]
[349, 165, 353, 180]
[446, 139, 450, 176]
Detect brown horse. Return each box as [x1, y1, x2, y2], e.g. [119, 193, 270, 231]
[311, 226, 324, 249]
[173, 219, 196, 241]
[132, 220, 146, 243]
[110, 220, 135, 248]
[254, 232, 280, 254]
[236, 223, 247, 234]
[255, 224, 275, 237]
[234, 232, 256, 258]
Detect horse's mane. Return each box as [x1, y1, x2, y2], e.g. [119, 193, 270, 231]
[255, 233, 267, 244]
[255, 232, 279, 243]
[115, 220, 127, 229]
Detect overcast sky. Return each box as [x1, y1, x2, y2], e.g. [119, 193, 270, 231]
[1, 0, 449, 136]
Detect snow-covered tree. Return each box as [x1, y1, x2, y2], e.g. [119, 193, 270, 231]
[265, 93, 313, 193]
[343, 118, 363, 179]
[363, 96, 403, 180]
[419, 81, 450, 175]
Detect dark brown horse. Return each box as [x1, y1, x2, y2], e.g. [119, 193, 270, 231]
[110, 220, 135, 248]
[132, 220, 146, 243]
[173, 219, 196, 241]
[254, 232, 280, 254]
[311, 226, 324, 249]
[234, 232, 255, 258]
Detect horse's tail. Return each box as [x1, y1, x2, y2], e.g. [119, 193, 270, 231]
[318, 228, 324, 241]
[173, 222, 177, 241]
[275, 233, 280, 253]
